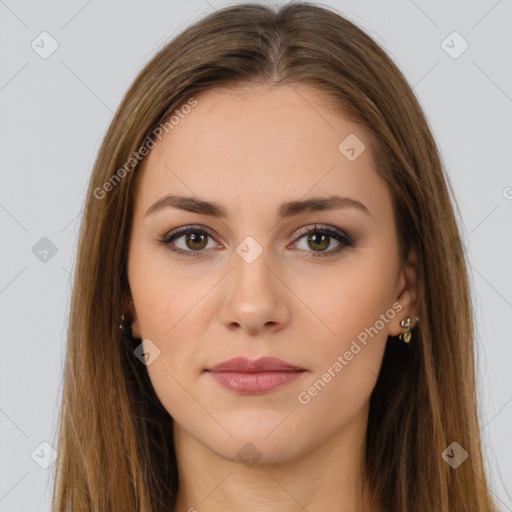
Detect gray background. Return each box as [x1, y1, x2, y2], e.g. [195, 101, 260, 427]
[1, 0, 511, 510]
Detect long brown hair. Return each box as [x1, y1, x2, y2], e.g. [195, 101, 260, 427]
[51, 2, 498, 511]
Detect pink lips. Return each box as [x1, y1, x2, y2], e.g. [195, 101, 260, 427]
[205, 356, 306, 394]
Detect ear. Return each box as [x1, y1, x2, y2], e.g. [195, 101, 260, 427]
[389, 244, 420, 336]
[122, 293, 141, 339]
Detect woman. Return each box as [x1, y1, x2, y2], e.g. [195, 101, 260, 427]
[51, 2, 498, 511]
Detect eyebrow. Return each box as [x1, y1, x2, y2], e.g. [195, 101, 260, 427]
[145, 193, 371, 218]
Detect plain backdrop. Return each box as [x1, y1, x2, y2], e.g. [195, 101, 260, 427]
[1, 0, 511, 510]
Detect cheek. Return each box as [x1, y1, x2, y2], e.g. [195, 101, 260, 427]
[129, 242, 198, 333]
[302, 255, 396, 344]
[127, 245, 220, 372]
[294, 255, 397, 399]
[127, 250, 217, 417]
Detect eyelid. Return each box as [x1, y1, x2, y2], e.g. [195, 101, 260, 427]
[293, 223, 353, 244]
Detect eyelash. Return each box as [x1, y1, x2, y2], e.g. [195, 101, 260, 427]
[159, 224, 355, 259]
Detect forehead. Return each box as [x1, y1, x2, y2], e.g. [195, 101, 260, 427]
[134, 83, 389, 221]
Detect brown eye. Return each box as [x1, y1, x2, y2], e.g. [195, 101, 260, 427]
[161, 226, 218, 257]
[292, 224, 355, 258]
[183, 232, 208, 250]
[306, 232, 331, 251]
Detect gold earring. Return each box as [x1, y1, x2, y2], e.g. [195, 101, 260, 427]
[398, 317, 412, 343]
[119, 313, 140, 341]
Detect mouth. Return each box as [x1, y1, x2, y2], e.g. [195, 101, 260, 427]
[205, 356, 307, 394]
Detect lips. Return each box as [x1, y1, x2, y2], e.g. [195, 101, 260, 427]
[205, 356, 306, 394]
[205, 356, 305, 373]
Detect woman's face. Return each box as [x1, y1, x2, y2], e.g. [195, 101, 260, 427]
[127, 83, 417, 464]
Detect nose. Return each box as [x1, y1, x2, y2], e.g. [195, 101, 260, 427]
[217, 249, 290, 336]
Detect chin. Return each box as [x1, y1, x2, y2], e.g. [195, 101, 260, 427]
[209, 436, 305, 467]
[195, 419, 310, 465]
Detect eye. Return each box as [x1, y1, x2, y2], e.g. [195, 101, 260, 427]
[159, 226, 220, 258]
[291, 224, 354, 258]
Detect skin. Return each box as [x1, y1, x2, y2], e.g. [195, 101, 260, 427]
[127, 83, 419, 512]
